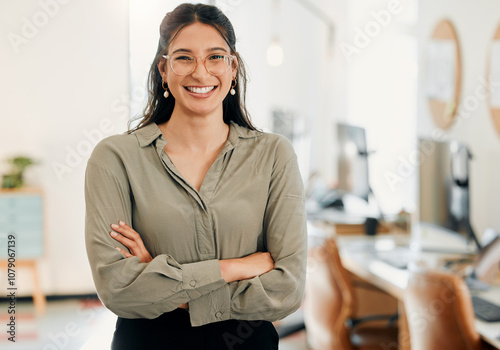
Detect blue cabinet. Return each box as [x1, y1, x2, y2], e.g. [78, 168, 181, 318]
[0, 191, 44, 259]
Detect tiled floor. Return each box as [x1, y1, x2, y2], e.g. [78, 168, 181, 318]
[0, 298, 308, 349]
[1, 298, 115, 350]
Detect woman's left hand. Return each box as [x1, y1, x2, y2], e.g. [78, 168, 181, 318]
[110, 221, 153, 263]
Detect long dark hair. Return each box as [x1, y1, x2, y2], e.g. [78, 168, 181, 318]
[129, 3, 257, 133]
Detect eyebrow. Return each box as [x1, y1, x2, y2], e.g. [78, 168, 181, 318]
[171, 47, 229, 55]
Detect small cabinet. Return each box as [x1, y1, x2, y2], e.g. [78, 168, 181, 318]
[0, 190, 44, 259]
[0, 188, 46, 313]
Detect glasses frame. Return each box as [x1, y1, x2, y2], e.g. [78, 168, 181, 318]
[162, 53, 236, 76]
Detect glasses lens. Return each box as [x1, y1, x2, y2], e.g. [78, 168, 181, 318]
[168, 54, 232, 76]
[206, 54, 232, 76]
[170, 55, 196, 75]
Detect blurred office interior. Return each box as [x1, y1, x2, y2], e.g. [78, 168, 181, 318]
[1, 0, 500, 349]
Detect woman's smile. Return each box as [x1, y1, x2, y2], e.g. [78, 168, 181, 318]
[184, 85, 218, 98]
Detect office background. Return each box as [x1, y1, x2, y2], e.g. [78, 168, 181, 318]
[1, 0, 499, 300]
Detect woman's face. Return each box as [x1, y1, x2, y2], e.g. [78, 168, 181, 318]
[158, 22, 237, 119]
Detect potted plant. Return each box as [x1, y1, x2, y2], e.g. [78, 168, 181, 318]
[2, 156, 36, 189]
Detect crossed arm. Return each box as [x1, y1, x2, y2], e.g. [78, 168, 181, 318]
[109, 220, 275, 309]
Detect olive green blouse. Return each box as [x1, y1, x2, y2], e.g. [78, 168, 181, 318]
[84, 122, 307, 327]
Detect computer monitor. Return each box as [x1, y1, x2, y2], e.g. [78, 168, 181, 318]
[418, 138, 481, 251]
[337, 123, 371, 202]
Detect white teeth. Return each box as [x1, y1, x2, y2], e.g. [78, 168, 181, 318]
[187, 86, 215, 94]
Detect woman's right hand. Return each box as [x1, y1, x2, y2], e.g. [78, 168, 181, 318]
[219, 252, 274, 283]
[110, 221, 153, 263]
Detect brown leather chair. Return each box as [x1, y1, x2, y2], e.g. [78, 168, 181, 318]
[404, 262, 481, 350]
[304, 237, 399, 350]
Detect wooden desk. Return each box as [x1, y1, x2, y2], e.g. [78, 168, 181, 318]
[338, 234, 500, 350]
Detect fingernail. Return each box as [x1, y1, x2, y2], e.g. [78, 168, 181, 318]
[110, 231, 117, 237]
[119, 220, 125, 226]
[111, 224, 119, 229]
[115, 247, 121, 251]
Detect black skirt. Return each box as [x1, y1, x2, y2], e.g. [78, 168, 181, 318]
[111, 308, 279, 350]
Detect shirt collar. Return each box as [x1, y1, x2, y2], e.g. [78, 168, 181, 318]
[134, 123, 162, 148]
[134, 121, 261, 148]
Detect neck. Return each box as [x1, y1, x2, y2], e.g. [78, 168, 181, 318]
[159, 108, 229, 152]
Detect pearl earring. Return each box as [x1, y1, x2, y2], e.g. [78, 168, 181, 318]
[230, 77, 237, 96]
[162, 81, 169, 98]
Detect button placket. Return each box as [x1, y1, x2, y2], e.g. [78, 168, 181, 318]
[194, 145, 233, 259]
[193, 201, 214, 257]
[156, 143, 206, 210]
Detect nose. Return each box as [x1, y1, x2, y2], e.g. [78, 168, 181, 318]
[190, 57, 211, 79]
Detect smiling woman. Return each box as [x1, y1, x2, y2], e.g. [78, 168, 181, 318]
[130, 3, 254, 133]
[157, 22, 237, 120]
[84, 3, 307, 350]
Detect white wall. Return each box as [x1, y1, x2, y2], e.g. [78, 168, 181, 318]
[416, 0, 500, 236]
[225, 0, 333, 182]
[343, 0, 418, 214]
[0, 0, 129, 296]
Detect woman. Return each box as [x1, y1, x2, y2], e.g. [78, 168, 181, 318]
[85, 3, 307, 349]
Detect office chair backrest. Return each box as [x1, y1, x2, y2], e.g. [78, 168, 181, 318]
[304, 237, 355, 350]
[404, 263, 481, 350]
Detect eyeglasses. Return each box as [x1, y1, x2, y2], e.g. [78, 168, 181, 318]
[162, 53, 236, 76]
